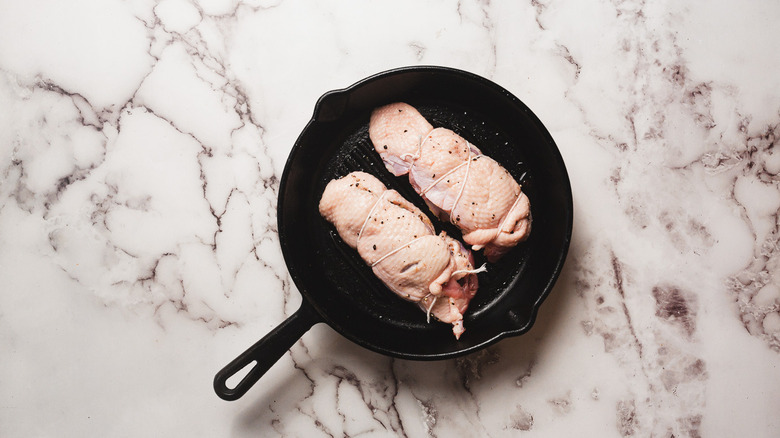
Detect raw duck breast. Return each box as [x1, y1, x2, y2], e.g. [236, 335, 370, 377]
[369, 102, 531, 262]
[319, 171, 482, 339]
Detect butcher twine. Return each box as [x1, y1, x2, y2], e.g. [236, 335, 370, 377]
[356, 189, 428, 268]
[365, 201, 488, 324]
[494, 191, 526, 241]
[409, 131, 527, 244]
[354, 171, 488, 324]
[357, 188, 485, 276]
[356, 190, 387, 245]
[403, 133, 478, 225]
[354, 190, 435, 322]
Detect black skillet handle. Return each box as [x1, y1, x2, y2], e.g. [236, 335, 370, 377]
[213, 300, 322, 401]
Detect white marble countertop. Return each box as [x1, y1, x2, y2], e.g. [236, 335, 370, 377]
[2, 0, 779, 436]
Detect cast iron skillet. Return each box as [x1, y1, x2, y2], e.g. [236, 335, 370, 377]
[214, 66, 573, 401]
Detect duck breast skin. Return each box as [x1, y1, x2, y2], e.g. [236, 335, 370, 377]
[369, 103, 531, 262]
[318, 171, 480, 339]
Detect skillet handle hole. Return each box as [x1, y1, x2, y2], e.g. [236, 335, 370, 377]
[225, 360, 258, 390]
[214, 300, 322, 401]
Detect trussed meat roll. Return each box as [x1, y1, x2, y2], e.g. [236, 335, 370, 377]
[319, 171, 482, 339]
[369, 102, 531, 262]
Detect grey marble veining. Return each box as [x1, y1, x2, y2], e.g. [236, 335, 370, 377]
[1, 0, 779, 436]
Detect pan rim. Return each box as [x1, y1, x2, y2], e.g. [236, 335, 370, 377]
[277, 65, 573, 360]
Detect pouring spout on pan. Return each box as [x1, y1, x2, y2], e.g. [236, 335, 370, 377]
[213, 300, 322, 401]
[314, 90, 350, 122]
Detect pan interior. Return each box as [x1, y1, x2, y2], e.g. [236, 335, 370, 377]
[319, 102, 533, 322]
[279, 68, 571, 359]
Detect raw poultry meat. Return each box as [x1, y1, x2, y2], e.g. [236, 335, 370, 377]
[319, 171, 482, 339]
[369, 102, 531, 262]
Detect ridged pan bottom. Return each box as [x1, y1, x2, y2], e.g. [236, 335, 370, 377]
[315, 102, 535, 332]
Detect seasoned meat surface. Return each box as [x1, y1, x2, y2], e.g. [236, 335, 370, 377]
[369, 103, 531, 261]
[319, 171, 480, 338]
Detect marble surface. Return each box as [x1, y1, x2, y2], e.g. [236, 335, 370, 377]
[1, 0, 779, 436]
